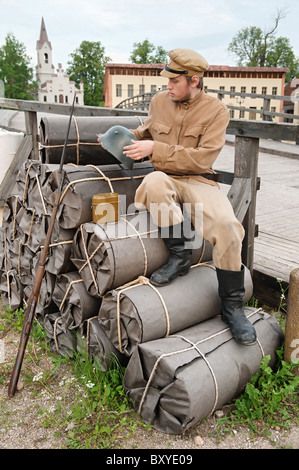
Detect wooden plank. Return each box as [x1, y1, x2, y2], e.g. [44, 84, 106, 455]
[227, 119, 299, 142]
[227, 177, 251, 222]
[1, 98, 298, 142]
[253, 269, 288, 308]
[233, 136, 259, 273]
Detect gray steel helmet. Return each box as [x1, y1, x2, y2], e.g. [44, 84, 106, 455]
[99, 125, 137, 170]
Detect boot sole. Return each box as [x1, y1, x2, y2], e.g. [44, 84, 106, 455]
[221, 315, 257, 346]
[150, 268, 190, 287]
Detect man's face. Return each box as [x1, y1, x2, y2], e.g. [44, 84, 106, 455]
[166, 76, 192, 102]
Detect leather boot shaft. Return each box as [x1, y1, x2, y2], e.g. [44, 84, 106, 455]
[150, 223, 192, 286]
[216, 266, 257, 345]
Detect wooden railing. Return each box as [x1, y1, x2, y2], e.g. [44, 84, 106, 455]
[0, 97, 298, 276]
[115, 89, 299, 123]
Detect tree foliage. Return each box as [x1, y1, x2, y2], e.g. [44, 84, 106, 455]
[228, 9, 299, 81]
[67, 41, 111, 106]
[130, 39, 168, 64]
[0, 33, 37, 100]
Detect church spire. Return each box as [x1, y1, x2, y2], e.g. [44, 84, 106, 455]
[37, 17, 52, 50]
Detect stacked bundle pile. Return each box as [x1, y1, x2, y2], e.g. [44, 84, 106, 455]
[0, 117, 284, 433]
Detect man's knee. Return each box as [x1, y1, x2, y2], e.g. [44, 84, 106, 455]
[136, 171, 174, 203]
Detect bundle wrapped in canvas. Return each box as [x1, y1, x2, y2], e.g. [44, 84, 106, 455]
[71, 210, 212, 297]
[52, 271, 102, 331]
[0, 269, 23, 311]
[39, 115, 146, 165]
[43, 312, 77, 358]
[45, 162, 154, 229]
[77, 317, 129, 372]
[98, 263, 253, 356]
[124, 308, 284, 434]
[16, 161, 57, 214]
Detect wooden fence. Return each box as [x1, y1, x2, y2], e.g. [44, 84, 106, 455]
[0, 97, 298, 280]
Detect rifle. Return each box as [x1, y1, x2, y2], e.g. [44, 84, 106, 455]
[8, 92, 77, 397]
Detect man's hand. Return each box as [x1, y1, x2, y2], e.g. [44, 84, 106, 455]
[123, 140, 154, 161]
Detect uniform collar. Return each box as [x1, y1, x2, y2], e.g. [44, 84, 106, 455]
[179, 89, 204, 108]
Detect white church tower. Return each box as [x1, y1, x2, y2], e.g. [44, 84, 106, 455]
[36, 17, 55, 85]
[36, 17, 84, 105]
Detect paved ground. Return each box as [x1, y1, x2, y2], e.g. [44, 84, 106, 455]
[217, 137, 299, 283]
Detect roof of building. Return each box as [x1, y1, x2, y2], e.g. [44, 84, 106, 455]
[106, 62, 289, 73]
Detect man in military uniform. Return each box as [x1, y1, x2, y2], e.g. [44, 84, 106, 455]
[121, 48, 256, 346]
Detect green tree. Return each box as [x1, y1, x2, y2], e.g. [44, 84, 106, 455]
[130, 39, 168, 64]
[67, 41, 111, 106]
[228, 9, 299, 81]
[0, 33, 37, 100]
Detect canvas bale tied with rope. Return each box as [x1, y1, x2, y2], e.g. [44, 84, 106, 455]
[76, 316, 129, 372]
[45, 162, 154, 230]
[124, 308, 284, 434]
[52, 271, 102, 331]
[71, 211, 212, 298]
[39, 115, 147, 165]
[98, 263, 254, 357]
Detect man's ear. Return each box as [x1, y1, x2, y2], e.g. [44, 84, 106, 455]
[191, 75, 200, 87]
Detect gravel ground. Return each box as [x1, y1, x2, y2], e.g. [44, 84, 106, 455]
[1, 322, 298, 451]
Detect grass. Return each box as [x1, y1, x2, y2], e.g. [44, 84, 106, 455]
[0, 303, 141, 449]
[1, 289, 299, 448]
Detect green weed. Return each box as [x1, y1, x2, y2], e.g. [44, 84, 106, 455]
[216, 345, 299, 438]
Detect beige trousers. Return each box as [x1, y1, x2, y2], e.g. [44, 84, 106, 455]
[135, 171, 245, 271]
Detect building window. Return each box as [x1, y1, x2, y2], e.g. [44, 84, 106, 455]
[251, 87, 257, 94]
[230, 86, 235, 98]
[262, 87, 267, 95]
[54, 95, 57, 103]
[272, 87, 277, 95]
[43, 95, 47, 102]
[116, 84, 122, 97]
[151, 85, 157, 93]
[128, 84, 134, 97]
[240, 109, 245, 119]
[44, 53, 48, 64]
[241, 86, 246, 93]
[65, 96, 68, 103]
[220, 86, 225, 91]
[229, 109, 235, 118]
[139, 84, 145, 95]
[162, 85, 167, 90]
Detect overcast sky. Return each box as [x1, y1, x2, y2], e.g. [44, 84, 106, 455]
[0, 0, 298, 71]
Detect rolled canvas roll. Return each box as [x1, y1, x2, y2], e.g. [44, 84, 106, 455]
[124, 308, 284, 434]
[45, 162, 154, 229]
[39, 115, 146, 165]
[52, 271, 102, 331]
[71, 210, 211, 297]
[98, 263, 253, 356]
[77, 317, 129, 372]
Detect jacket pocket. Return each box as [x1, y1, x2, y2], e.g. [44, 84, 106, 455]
[152, 121, 171, 135]
[184, 125, 206, 138]
[184, 125, 206, 147]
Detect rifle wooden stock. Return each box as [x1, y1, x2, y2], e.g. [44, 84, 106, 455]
[8, 93, 76, 397]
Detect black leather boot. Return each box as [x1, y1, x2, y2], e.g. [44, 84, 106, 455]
[216, 265, 257, 345]
[150, 223, 192, 286]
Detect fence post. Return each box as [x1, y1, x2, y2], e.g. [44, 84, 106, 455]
[262, 97, 272, 121]
[25, 110, 39, 160]
[284, 268, 299, 375]
[234, 135, 259, 273]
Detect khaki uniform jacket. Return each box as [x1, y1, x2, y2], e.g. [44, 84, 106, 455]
[132, 89, 230, 185]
